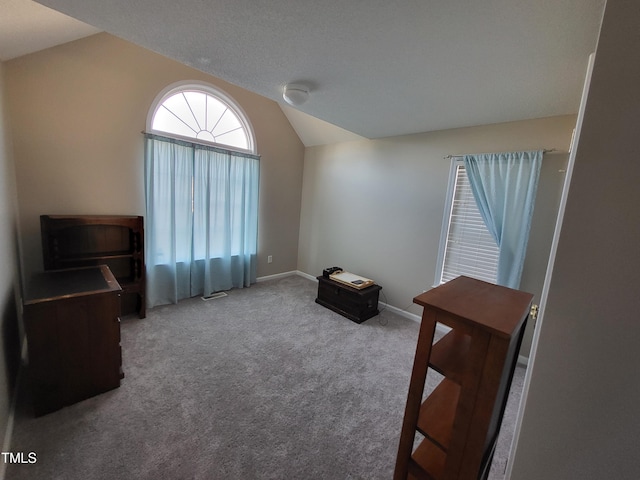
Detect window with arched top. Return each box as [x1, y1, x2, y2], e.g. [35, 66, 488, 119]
[147, 82, 255, 153]
[144, 82, 260, 308]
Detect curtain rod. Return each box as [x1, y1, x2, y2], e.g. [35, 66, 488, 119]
[142, 131, 261, 160]
[443, 148, 557, 160]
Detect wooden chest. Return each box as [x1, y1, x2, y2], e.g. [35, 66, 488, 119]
[315, 275, 382, 323]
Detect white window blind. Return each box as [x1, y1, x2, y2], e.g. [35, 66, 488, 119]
[439, 164, 499, 284]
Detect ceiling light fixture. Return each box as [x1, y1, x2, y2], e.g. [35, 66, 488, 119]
[282, 83, 310, 106]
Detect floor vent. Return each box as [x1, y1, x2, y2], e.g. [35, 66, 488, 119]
[201, 292, 228, 301]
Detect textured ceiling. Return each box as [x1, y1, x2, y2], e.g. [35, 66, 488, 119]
[26, 1, 605, 139]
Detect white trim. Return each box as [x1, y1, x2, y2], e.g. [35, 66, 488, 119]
[379, 301, 451, 338]
[146, 80, 257, 154]
[294, 270, 317, 282]
[144, 131, 258, 159]
[505, 52, 595, 479]
[256, 270, 298, 283]
[378, 301, 421, 323]
[434, 158, 461, 286]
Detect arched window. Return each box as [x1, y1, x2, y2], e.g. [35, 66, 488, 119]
[144, 82, 260, 308]
[147, 82, 255, 153]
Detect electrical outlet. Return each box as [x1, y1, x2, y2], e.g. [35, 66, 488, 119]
[267, 255, 273, 264]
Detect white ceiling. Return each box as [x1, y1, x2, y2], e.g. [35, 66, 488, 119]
[0, 0, 99, 61]
[2, 0, 605, 142]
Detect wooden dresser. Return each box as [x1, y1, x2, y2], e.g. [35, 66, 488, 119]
[23, 265, 123, 416]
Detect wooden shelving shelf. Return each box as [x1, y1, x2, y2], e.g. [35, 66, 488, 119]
[40, 215, 146, 318]
[429, 330, 471, 383]
[395, 276, 533, 480]
[417, 378, 460, 451]
[410, 439, 446, 480]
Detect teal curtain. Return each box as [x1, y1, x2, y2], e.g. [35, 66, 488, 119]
[144, 134, 259, 307]
[463, 151, 542, 289]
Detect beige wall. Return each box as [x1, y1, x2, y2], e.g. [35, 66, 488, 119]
[5, 33, 305, 284]
[511, 0, 640, 477]
[0, 61, 23, 456]
[298, 115, 574, 357]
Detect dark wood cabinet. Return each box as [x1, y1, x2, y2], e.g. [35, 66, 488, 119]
[315, 275, 382, 323]
[40, 214, 146, 318]
[394, 276, 532, 480]
[23, 265, 123, 416]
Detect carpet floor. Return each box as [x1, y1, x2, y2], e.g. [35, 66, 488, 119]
[6, 275, 524, 479]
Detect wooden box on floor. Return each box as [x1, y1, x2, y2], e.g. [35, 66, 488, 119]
[23, 265, 123, 416]
[394, 276, 533, 480]
[315, 275, 382, 323]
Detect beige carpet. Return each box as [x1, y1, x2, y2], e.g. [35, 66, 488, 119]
[7, 275, 524, 479]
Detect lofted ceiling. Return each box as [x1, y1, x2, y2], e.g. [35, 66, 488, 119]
[0, 0, 99, 61]
[2, 0, 605, 142]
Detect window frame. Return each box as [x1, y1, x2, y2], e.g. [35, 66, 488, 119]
[434, 158, 499, 286]
[146, 80, 257, 155]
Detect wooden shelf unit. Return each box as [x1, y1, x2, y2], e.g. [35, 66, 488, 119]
[395, 276, 533, 480]
[40, 215, 146, 318]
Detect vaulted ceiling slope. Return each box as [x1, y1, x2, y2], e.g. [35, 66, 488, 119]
[33, 0, 604, 139]
[0, 0, 99, 61]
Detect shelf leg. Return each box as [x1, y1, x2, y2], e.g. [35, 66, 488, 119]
[394, 309, 438, 480]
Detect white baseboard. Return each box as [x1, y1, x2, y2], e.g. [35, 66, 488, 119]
[256, 270, 298, 283]
[380, 301, 452, 337]
[379, 301, 420, 323]
[295, 270, 317, 282]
